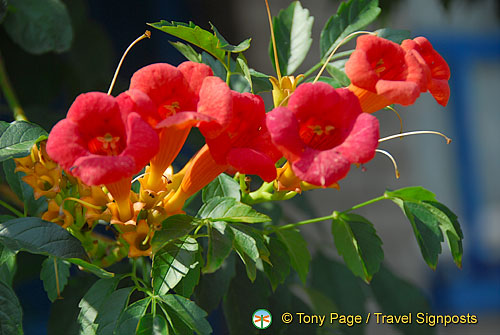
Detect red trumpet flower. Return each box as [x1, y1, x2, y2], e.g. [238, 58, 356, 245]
[267, 82, 379, 186]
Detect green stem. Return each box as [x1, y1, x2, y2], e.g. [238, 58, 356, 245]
[267, 195, 386, 234]
[225, 52, 232, 85]
[0, 51, 27, 121]
[0, 199, 24, 217]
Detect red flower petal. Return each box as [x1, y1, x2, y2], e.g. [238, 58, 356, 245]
[121, 113, 159, 171]
[156, 111, 215, 129]
[197, 76, 233, 138]
[178, 61, 214, 96]
[227, 148, 277, 182]
[266, 107, 305, 161]
[335, 113, 379, 164]
[72, 154, 136, 185]
[46, 119, 88, 171]
[116, 89, 160, 127]
[292, 148, 351, 187]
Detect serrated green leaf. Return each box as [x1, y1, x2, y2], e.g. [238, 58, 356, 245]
[114, 298, 152, 335]
[136, 313, 169, 335]
[149, 21, 225, 62]
[0, 280, 23, 335]
[169, 41, 202, 63]
[195, 253, 235, 313]
[320, 0, 381, 59]
[0, 217, 87, 259]
[331, 213, 383, 282]
[152, 237, 199, 295]
[202, 174, 240, 203]
[276, 228, 310, 284]
[95, 287, 133, 335]
[161, 294, 212, 335]
[77, 277, 120, 335]
[66, 258, 114, 278]
[249, 69, 273, 94]
[210, 23, 251, 53]
[151, 215, 197, 253]
[385, 186, 436, 202]
[230, 223, 270, 262]
[0, 121, 47, 162]
[204, 221, 234, 274]
[269, 1, 314, 75]
[401, 201, 444, 269]
[3, 159, 47, 216]
[371, 266, 435, 335]
[375, 28, 411, 44]
[263, 237, 290, 291]
[197, 197, 270, 223]
[40, 256, 71, 302]
[3, 0, 73, 54]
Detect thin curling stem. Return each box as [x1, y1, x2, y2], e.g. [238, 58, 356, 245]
[376, 149, 400, 179]
[61, 197, 105, 212]
[107, 30, 151, 95]
[379, 130, 452, 144]
[265, 0, 282, 80]
[0, 51, 27, 121]
[314, 30, 374, 83]
[384, 106, 404, 134]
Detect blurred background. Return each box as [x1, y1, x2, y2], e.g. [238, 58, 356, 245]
[1, 0, 499, 334]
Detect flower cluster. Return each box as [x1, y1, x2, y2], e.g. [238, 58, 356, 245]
[18, 33, 449, 260]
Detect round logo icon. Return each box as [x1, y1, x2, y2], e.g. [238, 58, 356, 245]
[252, 309, 272, 329]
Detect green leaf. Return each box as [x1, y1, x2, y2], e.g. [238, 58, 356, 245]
[77, 277, 120, 335]
[263, 237, 290, 291]
[201, 52, 226, 80]
[276, 228, 310, 284]
[114, 298, 152, 335]
[320, 0, 381, 59]
[230, 223, 270, 262]
[249, 69, 273, 94]
[202, 174, 240, 203]
[371, 266, 435, 335]
[210, 23, 251, 53]
[152, 237, 199, 295]
[269, 1, 314, 75]
[40, 256, 71, 302]
[304, 75, 344, 88]
[375, 28, 411, 44]
[195, 253, 235, 313]
[174, 253, 201, 298]
[234, 248, 256, 282]
[197, 197, 270, 223]
[95, 287, 133, 335]
[0, 244, 16, 286]
[151, 215, 197, 253]
[326, 60, 351, 87]
[0, 0, 7, 24]
[148, 21, 225, 62]
[204, 221, 234, 274]
[3, 158, 47, 216]
[0, 280, 23, 335]
[137, 313, 169, 335]
[385, 186, 436, 203]
[0, 217, 87, 259]
[169, 41, 202, 63]
[399, 201, 444, 269]
[236, 54, 253, 93]
[331, 213, 383, 282]
[0, 121, 47, 162]
[3, 0, 73, 54]
[66, 258, 115, 279]
[161, 294, 212, 335]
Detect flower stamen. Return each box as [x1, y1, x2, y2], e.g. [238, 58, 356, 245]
[379, 130, 452, 144]
[376, 149, 400, 179]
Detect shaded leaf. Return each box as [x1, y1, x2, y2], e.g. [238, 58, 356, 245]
[269, 1, 314, 75]
[94, 287, 133, 335]
[152, 237, 199, 295]
[320, 0, 381, 59]
[197, 197, 270, 223]
[0, 121, 47, 162]
[331, 213, 383, 282]
[263, 237, 290, 291]
[137, 313, 169, 335]
[204, 221, 234, 274]
[325, 60, 350, 86]
[236, 54, 253, 93]
[161, 294, 212, 335]
[169, 41, 202, 63]
[148, 21, 225, 62]
[202, 174, 240, 203]
[115, 298, 152, 335]
[0, 280, 23, 335]
[0, 243, 16, 286]
[151, 215, 197, 253]
[249, 69, 273, 94]
[40, 256, 71, 302]
[3, 0, 73, 54]
[210, 23, 251, 53]
[276, 228, 310, 284]
[304, 75, 344, 88]
[375, 28, 411, 44]
[66, 258, 114, 279]
[230, 223, 270, 262]
[0, 217, 87, 259]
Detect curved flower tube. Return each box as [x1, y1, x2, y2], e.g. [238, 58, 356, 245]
[401, 37, 451, 106]
[267, 82, 379, 187]
[345, 34, 427, 113]
[46, 92, 159, 221]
